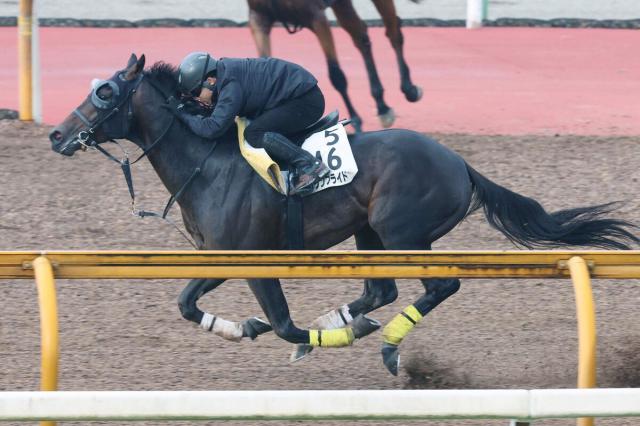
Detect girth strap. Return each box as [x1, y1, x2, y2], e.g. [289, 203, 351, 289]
[286, 192, 304, 250]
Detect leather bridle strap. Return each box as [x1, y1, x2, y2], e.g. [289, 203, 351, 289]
[88, 75, 219, 249]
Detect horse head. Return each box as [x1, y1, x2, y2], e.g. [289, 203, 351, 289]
[49, 53, 146, 156]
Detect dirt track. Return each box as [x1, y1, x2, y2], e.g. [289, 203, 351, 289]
[1, 120, 639, 425]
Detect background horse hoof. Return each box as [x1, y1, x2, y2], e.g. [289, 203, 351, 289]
[351, 314, 381, 339]
[381, 342, 400, 376]
[404, 85, 423, 103]
[242, 317, 272, 340]
[349, 116, 363, 133]
[290, 343, 313, 362]
[378, 108, 396, 128]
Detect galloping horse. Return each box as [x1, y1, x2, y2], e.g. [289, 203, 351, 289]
[247, 0, 423, 132]
[49, 55, 639, 375]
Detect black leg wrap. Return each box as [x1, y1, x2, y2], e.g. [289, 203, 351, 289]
[351, 314, 381, 339]
[381, 342, 400, 376]
[241, 317, 273, 340]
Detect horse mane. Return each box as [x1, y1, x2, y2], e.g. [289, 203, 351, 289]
[144, 61, 239, 149]
[145, 61, 179, 91]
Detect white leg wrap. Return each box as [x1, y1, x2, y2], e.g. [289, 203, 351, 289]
[200, 313, 244, 342]
[311, 304, 353, 329]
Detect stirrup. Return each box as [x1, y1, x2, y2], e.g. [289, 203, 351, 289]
[290, 162, 329, 195]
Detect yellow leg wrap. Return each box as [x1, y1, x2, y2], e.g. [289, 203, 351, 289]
[309, 328, 355, 347]
[382, 305, 423, 345]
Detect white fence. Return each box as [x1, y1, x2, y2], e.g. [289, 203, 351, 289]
[1, 389, 640, 422]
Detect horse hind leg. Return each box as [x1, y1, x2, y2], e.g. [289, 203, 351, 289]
[373, 223, 463, 375]
[291, 225, 396, 362]
[309, 11, 363, 132]
[332, 0, 395, 128]
[371, 0, 423, 102]
[178, 278, 273, 342]
[381, 277, 460, 375]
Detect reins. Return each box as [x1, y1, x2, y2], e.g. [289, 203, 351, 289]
[79, 73, 218, 248]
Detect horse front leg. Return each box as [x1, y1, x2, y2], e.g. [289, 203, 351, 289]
[248, 278, 380, 347]
[178, 278, 272, 342]
[309, 12, 363, 133]
[332, 0, 395, 128]
[371, 0, 423, 102]
[291, 225, 396, 361]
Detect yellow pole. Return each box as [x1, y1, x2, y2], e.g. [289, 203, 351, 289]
[33, 256, 58, 426]
[18, 0, 33, 121]
[568, 256, 596, 426]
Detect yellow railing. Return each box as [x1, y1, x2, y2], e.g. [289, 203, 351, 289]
[2, 250, 640, 426]
[18, 0, 33, 121]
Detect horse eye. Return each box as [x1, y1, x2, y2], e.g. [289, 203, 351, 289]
[97, 86, 113, 100]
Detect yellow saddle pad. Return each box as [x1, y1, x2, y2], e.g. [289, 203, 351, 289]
[235, 117, 287, 195]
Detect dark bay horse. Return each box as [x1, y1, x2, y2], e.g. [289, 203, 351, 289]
[49, 55, 639, 375]
[247, 0, 423, 132]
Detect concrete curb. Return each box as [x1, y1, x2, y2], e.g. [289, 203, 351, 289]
[0, 16, 639, 29]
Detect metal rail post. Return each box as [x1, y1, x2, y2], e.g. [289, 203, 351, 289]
[18, 0, 34, 121]
[33, 256, 59, 426]
[466, 0, 485, 28]
[568, 256, 596, 426]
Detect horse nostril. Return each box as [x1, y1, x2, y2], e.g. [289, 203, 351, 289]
[49, 130, 63, 143]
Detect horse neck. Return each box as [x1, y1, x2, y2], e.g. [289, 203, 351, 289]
[133, 109, 230, 200]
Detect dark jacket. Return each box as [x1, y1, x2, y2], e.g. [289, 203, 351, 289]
[176, 57, 318, 140]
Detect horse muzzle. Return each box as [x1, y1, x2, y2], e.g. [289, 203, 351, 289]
[49, 129, 85, 156]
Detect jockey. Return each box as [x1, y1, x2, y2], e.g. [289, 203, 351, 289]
[174, 51, 329, 195]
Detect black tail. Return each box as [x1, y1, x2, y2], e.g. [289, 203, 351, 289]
[465, 164, 639, 249]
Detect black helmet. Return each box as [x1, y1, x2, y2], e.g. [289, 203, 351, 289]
[178, 52, 217, 96]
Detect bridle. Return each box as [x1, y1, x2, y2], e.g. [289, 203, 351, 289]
[68, 71, 218, 248]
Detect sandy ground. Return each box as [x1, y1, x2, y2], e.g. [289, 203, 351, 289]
[1, 120, 640, 425]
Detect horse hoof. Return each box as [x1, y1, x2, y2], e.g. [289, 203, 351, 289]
[404, 85, 423, 103]
[242, 317, 272, 340]
[290, 343, 314, 362]
[381, 342, 400, 376]
[350, 116, 363, 133]
[378, 109, 396, 128]
[351, 314, 381, 339]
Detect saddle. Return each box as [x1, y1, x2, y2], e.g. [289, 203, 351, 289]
[290, 110, 339, 144]
[236, 110, 353, 196]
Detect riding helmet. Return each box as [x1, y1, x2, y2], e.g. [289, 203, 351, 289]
[177, 52, 217, 96]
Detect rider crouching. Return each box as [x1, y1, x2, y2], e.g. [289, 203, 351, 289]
[173, 52, 329, 195]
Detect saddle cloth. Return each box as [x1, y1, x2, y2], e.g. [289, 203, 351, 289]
[236, 117, 358, 196]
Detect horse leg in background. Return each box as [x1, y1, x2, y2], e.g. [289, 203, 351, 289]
[309, 12, 363, 133]
[332, 0, 396, 128]
[248, 278, 381, 348]
[249, 8, 274, 57]
[381, 276, 460, 375]
[371, 0, 423, 102]
[178, 278, 273, 342]
[291, 225, 397, 362]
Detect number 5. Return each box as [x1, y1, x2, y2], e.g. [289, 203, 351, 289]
[325, 129, 339, 146]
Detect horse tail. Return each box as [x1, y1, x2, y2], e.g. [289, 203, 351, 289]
[464, 163, 640, 249]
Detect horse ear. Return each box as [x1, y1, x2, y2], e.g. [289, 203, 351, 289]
[123, 54, 145, 80]
[137, 54, 146, 72]
[126, 53, 138, 68]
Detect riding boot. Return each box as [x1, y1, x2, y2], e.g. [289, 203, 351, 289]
[262, 132, 329, 195]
